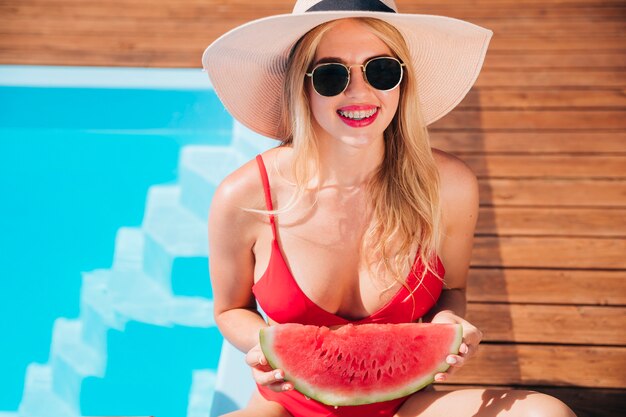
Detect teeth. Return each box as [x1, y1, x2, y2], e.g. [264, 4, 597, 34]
[338, 108, 377, 120]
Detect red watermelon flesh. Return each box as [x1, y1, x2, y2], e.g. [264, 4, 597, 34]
[259, 323, 463, 406]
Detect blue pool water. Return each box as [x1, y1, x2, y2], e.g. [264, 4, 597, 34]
[0, 66, 273, 417]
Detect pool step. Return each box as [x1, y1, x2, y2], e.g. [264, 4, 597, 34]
[142, 185, 211, 296]
[112, 227, 145, 271]
[187, 370, 217, 417]
[143, 185, 207, 259]
[80, 266, 215, 340]
[179, 146, 246, 220]
[18, 364, 78, 417]
[49, 318, 104, 411]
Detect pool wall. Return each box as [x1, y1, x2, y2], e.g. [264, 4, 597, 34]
[0, 65, 274, 417]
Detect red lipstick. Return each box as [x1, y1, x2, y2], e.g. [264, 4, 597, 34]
[336, 105, 379, 128]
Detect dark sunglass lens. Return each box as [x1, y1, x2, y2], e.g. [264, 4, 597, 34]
[366, 58, 402, 90]
[312, 64, 349, 96]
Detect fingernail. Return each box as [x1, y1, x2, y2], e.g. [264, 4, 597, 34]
[274, 371, 283, 380]
[435, 375, 445, 382]
[447, 356, 457, 365]
[283, 383, 291, 391]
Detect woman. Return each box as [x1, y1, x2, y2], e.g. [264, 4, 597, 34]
[204, 1, 577, 416]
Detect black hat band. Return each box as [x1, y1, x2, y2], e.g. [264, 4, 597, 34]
[306, 0, 396, 13]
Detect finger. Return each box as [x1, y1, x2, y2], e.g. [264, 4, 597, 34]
[463, 328, 484, 347]
[446, 354, 465, 368]
[434, 372, 446, 382]
[462, 341, 481, 359]
[245, 350, 269, 369]
[442, 360, 459, 377]
[254, 368, 287, 386]
[265, 381, 294, 393]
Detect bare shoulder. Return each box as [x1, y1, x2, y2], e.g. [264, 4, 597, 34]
[431, 148, 478, 195]
[431, 148, 479, 231]
[208, 149, 279, 247]
[212, 157, 263, 210]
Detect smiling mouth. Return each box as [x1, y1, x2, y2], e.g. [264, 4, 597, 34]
[337, 107, 379, 121]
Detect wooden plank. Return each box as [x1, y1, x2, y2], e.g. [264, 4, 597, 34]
[405, 0, 626, 6]
[466, 303, 626, 345]
[432, 110, 626, 131]
[371, 6, 626, 20]
[430, 132, 626, 154]
[0, 2, 287, 20]
[472, 236, 626, 269]
[476, 71, 626, 88]
[0, 50, 190, 68]
[487, 37, 626, 52]
[467, 268, 626, 305]
[457, 89, 626, 110]
[479, 178, 626, 207]
[463, 155, 626, 178]
[447, 344, 626, 388]
[476, 207, 626, 237]
[433, 385, 626, 417]
[470, 18, 626, 36]
[484, 53, 626, 69]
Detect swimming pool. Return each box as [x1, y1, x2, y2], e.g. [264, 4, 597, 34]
[0, 65, 274, 417]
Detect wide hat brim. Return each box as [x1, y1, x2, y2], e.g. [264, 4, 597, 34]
[202, 10, 493, 140]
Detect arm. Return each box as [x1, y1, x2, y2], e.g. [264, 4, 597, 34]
[425, 151, 483, 381]
[208, 164, 293, 392]
[208, 172, 267, 353]
[424, 150, 478, 322]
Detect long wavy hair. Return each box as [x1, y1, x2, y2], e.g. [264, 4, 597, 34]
[247, 17, 444, 295]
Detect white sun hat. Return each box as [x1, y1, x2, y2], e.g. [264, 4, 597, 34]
[202, 0, 493, 140]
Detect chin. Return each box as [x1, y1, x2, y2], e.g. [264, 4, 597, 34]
[336, 132, 383, 148]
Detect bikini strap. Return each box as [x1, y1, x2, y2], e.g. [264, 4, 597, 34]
[255, 154, 277, 240]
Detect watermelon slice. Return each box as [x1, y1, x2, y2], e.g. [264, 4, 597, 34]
[259, 322, 463, 406]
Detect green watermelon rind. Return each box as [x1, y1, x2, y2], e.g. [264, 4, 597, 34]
[260, 324, 463, 406]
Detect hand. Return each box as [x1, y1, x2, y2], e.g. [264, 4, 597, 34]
[430, 311, 483, 383]
[245, 343, 293, 392]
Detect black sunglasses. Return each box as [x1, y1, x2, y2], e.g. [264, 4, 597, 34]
[305, 56, 405, 97]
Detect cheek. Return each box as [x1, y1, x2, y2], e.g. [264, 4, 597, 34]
[308, 97, 325, 125]
[378, 90, 400, 120]
[308, 92, 337, 125]
[382, 89, 400, 108]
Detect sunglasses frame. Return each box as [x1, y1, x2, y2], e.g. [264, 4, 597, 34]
[305, 56, 406, 97]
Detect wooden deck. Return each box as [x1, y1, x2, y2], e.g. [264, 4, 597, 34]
[3, 1, 624, 416]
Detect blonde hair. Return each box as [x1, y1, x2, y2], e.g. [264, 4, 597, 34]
[248, 17, 444, 297]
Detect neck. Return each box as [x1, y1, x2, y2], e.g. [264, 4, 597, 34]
[314, 132, 385, 188]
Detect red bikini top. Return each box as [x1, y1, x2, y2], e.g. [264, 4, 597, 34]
[251, 154, 445, 327]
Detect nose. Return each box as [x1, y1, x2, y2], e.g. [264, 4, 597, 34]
[344, 65, 371, 97]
